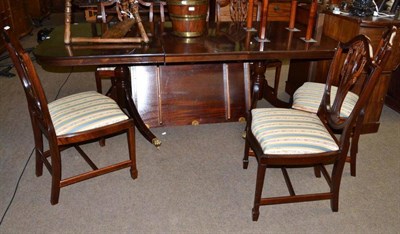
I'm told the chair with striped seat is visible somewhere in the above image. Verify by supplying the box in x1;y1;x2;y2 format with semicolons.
291;26;397;176
1;26;138;205
243;33;392;221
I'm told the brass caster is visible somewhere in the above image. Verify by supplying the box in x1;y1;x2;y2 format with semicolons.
152;138;162;149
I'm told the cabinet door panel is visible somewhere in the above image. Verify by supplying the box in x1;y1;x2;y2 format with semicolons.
0;0;12;53
9;0;32;38
131;63;249;127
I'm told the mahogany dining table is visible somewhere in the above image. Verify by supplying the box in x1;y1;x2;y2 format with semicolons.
33;20;338;147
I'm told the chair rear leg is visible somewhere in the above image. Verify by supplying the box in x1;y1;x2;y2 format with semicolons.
51;183;61;205
252;163;267;221
313;166;321;178
95;71;103;94
99;138;106;147
127;126;138;179
50;149;62;205
95;71;107;147
349;133;360;177
34;127;44;177
330;156;347;212
272;61;282;98
243;139;250;169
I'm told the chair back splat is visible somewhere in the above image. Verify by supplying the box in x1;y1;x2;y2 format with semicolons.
2;26;56;141
243;32;393;221
1;26;138;205
320;35;375;132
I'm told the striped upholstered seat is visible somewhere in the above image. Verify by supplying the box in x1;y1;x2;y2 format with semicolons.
251;108;339;155
48;91;128;136
292;82;359;118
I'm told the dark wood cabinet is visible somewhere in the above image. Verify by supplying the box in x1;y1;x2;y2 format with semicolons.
0;0;12;53
287;11;400;133
217;0;292;22
385;66;400;112
24;0;51;22
50;0;66;13
0;0;32;54
9;0;33;38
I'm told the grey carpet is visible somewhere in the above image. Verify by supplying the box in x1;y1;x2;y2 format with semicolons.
0;14;399;233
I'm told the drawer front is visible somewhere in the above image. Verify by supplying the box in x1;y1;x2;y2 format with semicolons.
267;2;291;21
218;1;291;22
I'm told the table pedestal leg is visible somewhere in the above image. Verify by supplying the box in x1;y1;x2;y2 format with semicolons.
251;61;290;108
114;66;161;148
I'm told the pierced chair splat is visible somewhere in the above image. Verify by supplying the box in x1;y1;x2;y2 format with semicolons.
243;33;392;221
1;26;140;205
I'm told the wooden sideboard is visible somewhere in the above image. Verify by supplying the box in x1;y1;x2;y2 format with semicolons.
218;0;292;22
9;0;33;38
0;0;33;53
50;0;66;12
287;11;400;134
385;66;400;112
24;0;52;23
0;0;55;55
0;0;12;53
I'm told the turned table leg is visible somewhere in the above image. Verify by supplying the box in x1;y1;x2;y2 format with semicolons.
251;61;290;108
114;66;161;148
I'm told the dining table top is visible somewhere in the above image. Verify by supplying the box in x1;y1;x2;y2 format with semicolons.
33;21;339;67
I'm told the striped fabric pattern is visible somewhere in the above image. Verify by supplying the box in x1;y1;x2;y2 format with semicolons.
292;82;359;117
251;108;339;155
48;91;129;136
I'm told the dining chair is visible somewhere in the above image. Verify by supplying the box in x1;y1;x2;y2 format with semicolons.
243;33;392;221
1;26;138;205
290;26;397;176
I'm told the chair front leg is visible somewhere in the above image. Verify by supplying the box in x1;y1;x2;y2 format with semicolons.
252;163;267;221
50;147;62;205
243;139;250;169
330;154;347;212
313;166;321;178
349;135;360;177
127;126;138;179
